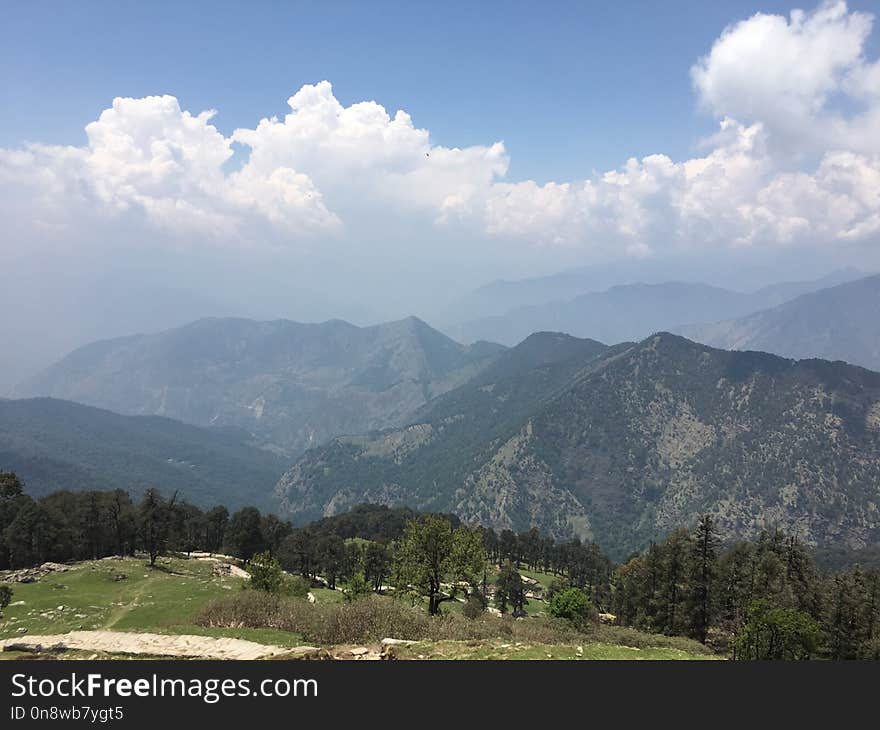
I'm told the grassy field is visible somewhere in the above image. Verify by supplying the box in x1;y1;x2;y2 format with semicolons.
310;587;345;604
1;558;717;660
517;568;558;591
0;556;305;649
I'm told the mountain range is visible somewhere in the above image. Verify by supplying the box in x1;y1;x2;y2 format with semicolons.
275;332;880;559
678;274;880;372
13;316;504;456
0;397;287;509
448;269;867;347
8;267;880;559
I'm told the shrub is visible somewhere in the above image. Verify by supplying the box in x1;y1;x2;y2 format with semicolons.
283;574;311;598
510;616;582;644
197;589;281;628
734;600;823;660
591;624;715;655
198;593;426;643
0;584;12;614
342;572;372;602
549;588;596;627
462;589;487;620
247;552;285;594
545;577;571;602
194;592;596;645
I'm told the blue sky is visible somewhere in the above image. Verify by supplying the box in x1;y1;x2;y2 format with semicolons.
5;0;874;182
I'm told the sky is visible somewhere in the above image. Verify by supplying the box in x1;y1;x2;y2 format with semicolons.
2;0;880;388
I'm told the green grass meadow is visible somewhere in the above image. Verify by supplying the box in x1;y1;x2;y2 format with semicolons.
0;556;305;650
1;558;716;660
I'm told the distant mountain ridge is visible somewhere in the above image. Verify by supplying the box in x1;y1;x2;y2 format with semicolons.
14;316;505;455
275;332;880;559
448;269;868;346
450;282;754;346
0;397;287;509
678;274;880;372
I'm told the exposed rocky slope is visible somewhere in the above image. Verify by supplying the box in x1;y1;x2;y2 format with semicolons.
275;333;880;559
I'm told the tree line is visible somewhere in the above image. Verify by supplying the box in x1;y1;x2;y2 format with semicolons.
1;472;876;658
613;515;879;659
0;472;279;570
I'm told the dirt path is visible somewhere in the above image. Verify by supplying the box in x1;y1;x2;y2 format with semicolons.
103;576;152;630
0;631;319;660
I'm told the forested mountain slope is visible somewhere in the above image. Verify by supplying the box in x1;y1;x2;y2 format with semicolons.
15;316;505;455
0;397;287;508
275;333;880;559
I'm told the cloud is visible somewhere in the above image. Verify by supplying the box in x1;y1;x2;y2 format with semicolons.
232;80;508;221
1;94;340;242
691;0;880;157
482;116;880;253
480;1;880;254
1;2;879;264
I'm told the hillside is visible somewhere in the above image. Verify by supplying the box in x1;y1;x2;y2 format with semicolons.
0;397;287;508
275;332;612;530
274;333;880;559
678;274;880;372
0;554;712;661
14;316;505;455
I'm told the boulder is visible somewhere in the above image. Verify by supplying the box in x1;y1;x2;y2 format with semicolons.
0;562;70;583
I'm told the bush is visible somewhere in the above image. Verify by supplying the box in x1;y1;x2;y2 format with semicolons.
194;592;597;645
549;588;596;627
734;600;823;660
0;584;13;614
462;588;487;620
591;624;715;655
197;589;281;628
342;572;372;602
248;551;285;594
545;578;571;602
198;593;430;643
284;575;311;598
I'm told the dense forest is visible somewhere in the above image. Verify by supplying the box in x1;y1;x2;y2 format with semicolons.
1;471;876;659
0;397;287;509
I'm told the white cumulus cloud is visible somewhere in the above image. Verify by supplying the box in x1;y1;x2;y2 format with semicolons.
1;2;879;264
691;0;880;157
1;94;340;242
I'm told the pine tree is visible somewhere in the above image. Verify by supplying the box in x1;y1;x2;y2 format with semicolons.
688;515;719;643
495;560;527;615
